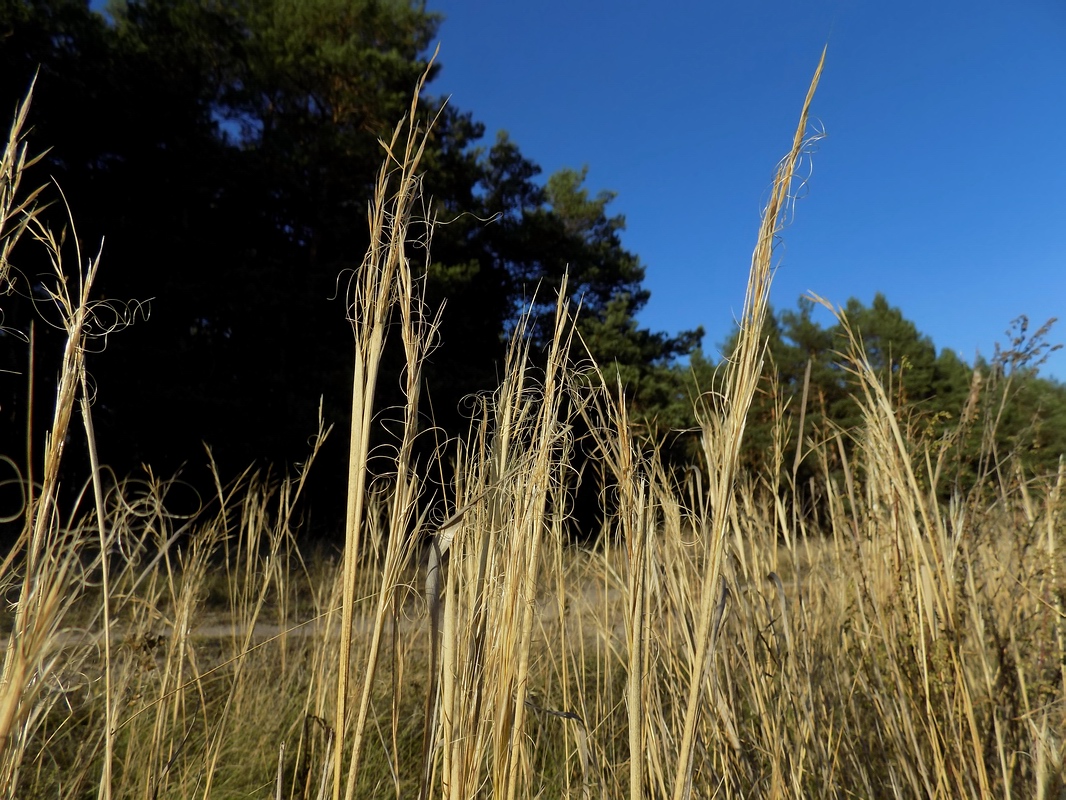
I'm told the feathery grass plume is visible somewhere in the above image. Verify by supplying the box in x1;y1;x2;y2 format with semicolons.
669;47;826;800
500;287;576;800
332;49;443;800
0;77;47;296
0;201;107;793
418;290;576;800
572;365;654;800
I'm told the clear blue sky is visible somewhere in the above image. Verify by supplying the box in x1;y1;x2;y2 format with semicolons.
426;0;1066;380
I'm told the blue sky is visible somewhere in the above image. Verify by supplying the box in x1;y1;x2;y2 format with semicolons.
426;1;1066;380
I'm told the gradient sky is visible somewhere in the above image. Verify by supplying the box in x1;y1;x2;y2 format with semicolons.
425;0;1066;380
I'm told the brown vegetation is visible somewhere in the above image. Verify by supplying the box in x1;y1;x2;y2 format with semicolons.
2;53;1064;799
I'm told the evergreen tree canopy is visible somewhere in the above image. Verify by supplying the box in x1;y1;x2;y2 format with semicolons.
697;294;1065;494
0;0;701;519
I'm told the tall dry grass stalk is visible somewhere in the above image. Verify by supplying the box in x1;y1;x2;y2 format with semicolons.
0;120;108;791
332;51;443;800
422;291;577;800
667;47;825;799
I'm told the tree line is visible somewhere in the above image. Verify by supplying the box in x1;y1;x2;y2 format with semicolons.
1;0;1062;531
685;296;1066;509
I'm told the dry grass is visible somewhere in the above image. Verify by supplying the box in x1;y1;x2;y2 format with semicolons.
2;54;1064;800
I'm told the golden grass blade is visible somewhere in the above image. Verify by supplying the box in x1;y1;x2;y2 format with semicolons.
670;47;826;800
335;50;444;800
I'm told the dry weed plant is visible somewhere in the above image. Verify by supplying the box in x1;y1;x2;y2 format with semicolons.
1;52;1063;800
